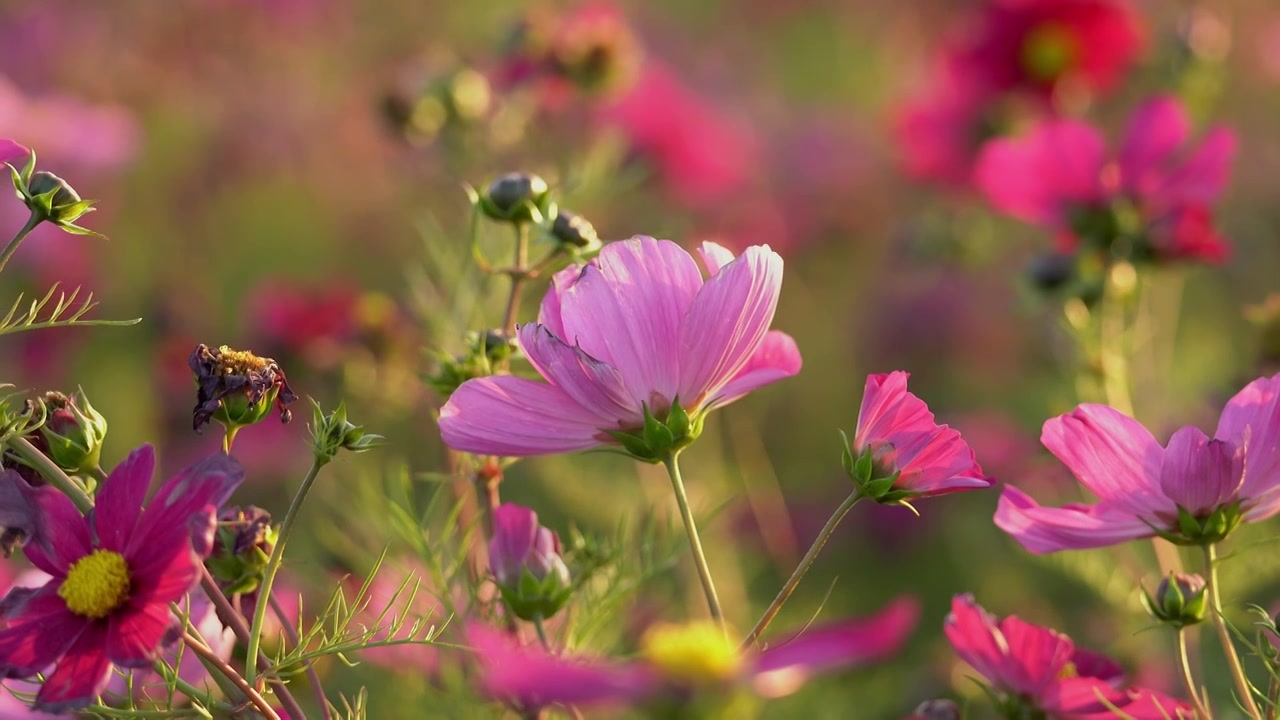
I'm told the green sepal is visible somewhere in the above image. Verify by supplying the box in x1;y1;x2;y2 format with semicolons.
604;429;660;463
838;430;857;478
19;150;35;186
497;567;573;622
666;396;691;440
642;403;674;456
1176;506;1200;539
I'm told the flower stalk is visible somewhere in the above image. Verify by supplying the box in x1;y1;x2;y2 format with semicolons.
1176;627;1212;719
9;435;93;513
1204;543;1261;718
661;451;724;628
0;213;42;275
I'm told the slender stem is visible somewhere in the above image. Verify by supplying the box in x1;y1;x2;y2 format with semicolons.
10;436;92;512
0;213;42;274
741;490;861;650
1204;544;1262;718
182;630;279;720
198;569;306;720
532;615;551;652
499;222;530;333
245;457;327;685
1177;627;1212;719
661;452;724;627
222;426;239;454
271;593;332;720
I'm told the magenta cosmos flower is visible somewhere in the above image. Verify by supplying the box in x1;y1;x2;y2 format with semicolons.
850;372;993;501
439;236;801;457
975;95;1236;263
470;597;917;712
946;595;1188;719
0;445;242;712
994;374;1280;553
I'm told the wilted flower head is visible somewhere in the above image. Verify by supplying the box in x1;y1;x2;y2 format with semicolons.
189;343;297;433
995;373;1280;552
489;503;571;622
470;597;918;711
438;236;801;460
846;372;993;504
207;505;275;595
975;95;1235;265
945;595;1189;719
0;446;243;712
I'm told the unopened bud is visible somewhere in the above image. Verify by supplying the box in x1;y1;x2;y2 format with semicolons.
490;503;572;621
208;506;276;595
36;390;107;475
477;172;555;225
1143;573;1207;628
550;210;600;252
308;401;385;465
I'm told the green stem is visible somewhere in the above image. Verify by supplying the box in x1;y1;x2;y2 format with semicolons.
1204;543;1262;718
181;630;279;720
500;222;530;333
532;615;551;652
10;436;92;513
222;425;239;454
0;213;42;274
661;452;724;627
245;456;327;685
1177;627;1212;719
741;490;861;650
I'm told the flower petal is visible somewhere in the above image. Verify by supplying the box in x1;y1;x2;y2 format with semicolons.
1216;373;1280;504
751;596;917;698
696;241;737;276
10;479;90;578
91;445;154;553
1040;404;1168;516
708;330;802;409
0;139;28;166
943;595;1074;699
489;504;538;587
125;532;202;607
974;121;1107;226
1118;96;1190;197
439;376;612;456
854;372;934;448
891;428;994;497
559;236;705;405
1159;426;1242;515
126;453;243;562
33;622;112;714
0;583;88;679
517;323;642;426
994;486;1155;554
677;245;784;404
107;601;178;668
1159;127;1236;207
537;263;582;341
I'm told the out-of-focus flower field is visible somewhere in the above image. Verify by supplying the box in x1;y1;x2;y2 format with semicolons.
4;0;1280;717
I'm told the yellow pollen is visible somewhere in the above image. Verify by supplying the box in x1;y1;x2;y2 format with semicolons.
1057;661;1078;681
215;346;272;375
58;549;131;619
640;621;742;683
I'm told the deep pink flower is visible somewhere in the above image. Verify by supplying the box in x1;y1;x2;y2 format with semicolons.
490;504;569;589
439;236;801;457
975;95;1236;263
995;374;1280;553
852;372;993;500
946;595;1188;719
0;446;243;712
470;596;917;710
892;59;998;186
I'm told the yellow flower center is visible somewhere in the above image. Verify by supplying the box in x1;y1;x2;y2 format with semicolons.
58;549;131;619
1058;661;1078;680
640;621;742;683
215;346;272;375
1020;23;1079;83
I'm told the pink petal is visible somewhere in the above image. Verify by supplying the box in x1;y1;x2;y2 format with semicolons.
1040;404;1169;516
489;504;539;587
537;264;580;340
751;596;917;698
107;601;177;668
944;595;1073;698
696;241;737;277
91;445;154;553
1158;127;1236;207
709;330;803;409
1158;426;1242;515
439;375;613;456
125;453;244;562
1118;96;1190;197
17;482;90;578
994;486;1155;554
996;614;1078;699
0;584;87;678
559;236;705;405
677;245;784;404
517;323;642;426
33;622;112;714
973;121;1107;226
0;139;27;166
1216;373;1280;503
468;623;653;708
125;535;202;607
1042;678;1190;719
891;429;994;497
1070;648;1126;686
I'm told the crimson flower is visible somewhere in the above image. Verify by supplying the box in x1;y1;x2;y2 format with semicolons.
0;445;243;712
947;595;1188;719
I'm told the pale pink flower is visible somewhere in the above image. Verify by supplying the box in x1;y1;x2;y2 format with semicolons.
996;374;1280;552
439;236;801;456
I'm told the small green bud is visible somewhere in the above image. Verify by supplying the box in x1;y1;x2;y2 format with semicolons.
22;170;99;235
1142;573;1207;628
36;390;107;475
207;506;276;595
308;400;385;464
550;210;600;252
476;172;556;225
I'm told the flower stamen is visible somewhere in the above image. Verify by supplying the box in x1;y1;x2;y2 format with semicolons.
58;549;131;619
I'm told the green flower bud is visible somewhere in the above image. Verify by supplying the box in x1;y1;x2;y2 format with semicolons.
308;400;385;465
35;390;107;475
1142;573;1207;628
19;169;99;235
207;506;277;595
550;210;600;252
476;172;556;225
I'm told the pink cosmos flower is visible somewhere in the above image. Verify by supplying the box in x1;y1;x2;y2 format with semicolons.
851;372;993;500
995;374;1280;553
470;596;917;711
0;446;243;712
438;236;801;457
975;95;1236;263
490;504;569;590
946;595;1189;719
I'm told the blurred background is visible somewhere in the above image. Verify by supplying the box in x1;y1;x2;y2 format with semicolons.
3;0;1280;716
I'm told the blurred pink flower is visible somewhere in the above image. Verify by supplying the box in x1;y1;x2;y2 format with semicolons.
0;446;242;712
852;372;993;499
490;504;569;590
470;596;918;710
945;595;1188;719
975;95;1235;263
350;561;443;675
598;63;758;206
244;281;359;363
439;237;801;456
995;374;1280;553
893;60;997;186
